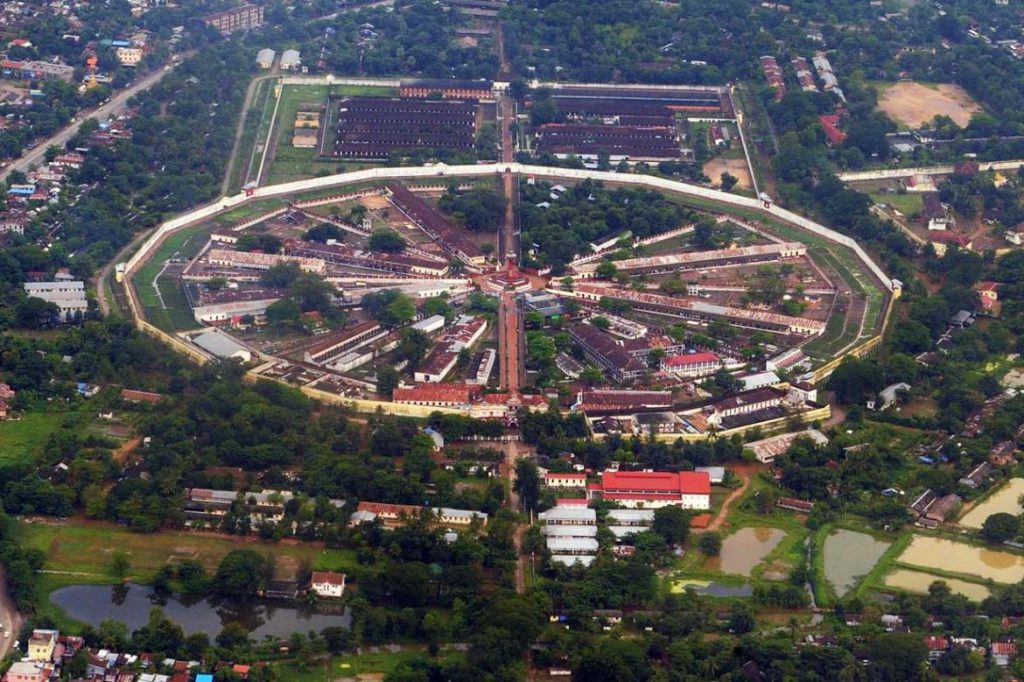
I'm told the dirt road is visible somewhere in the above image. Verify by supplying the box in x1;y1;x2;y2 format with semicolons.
707;464;756;531
0;565;24;660
0;55;191;184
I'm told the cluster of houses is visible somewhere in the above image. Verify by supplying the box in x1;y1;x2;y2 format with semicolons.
1;627;279;682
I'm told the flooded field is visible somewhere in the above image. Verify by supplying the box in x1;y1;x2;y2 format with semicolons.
823;529;891;596
884;569;990;601
706;527;785;576
960;478;1024;529
898;535;1024;583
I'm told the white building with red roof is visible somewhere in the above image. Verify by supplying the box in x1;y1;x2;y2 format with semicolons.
309;571;346;598
587;470;710;509
544;472;587;488
660;351;722;378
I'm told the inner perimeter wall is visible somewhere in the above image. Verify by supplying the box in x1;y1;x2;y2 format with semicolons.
121;163;897;407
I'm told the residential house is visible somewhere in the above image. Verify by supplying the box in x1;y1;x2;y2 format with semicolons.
309;571;346;598
27;629;58;662
924;636;949;662
2;661;53;682
922;192;954;231
992;641;1017;667
544;472;587;488
868;382;910;411
959;462;993;489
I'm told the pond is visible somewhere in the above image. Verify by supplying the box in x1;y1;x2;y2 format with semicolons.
670;579;753;598
822;529;891;597
959;478;1024;529
706;527;785;577
897;535;1024;584
884;569;990;601
50;584;350;638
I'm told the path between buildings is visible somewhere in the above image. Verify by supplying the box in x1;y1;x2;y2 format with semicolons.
707;464;755;531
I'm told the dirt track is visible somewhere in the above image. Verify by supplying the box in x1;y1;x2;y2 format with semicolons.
0;565;24;659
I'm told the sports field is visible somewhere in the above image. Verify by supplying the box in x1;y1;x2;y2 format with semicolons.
875;81;982;128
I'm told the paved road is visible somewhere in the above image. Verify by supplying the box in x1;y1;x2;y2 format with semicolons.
221;72;279;196
0;564;24;660
0;56;190;184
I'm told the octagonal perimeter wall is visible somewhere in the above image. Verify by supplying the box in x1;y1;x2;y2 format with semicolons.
122;163;897;405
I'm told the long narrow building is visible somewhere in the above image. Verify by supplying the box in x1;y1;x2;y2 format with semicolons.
386;183;485;265
561;284;826;336
571;242;807;277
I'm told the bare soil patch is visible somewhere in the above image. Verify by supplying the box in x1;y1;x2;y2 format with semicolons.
703;157;752;190
876;82;982;128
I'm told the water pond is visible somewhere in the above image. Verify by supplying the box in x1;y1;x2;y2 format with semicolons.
897;535;1024;584
50;584;350;638
960;478;1024;529
884;569;990;601
706;527;785;577
822;529;891;597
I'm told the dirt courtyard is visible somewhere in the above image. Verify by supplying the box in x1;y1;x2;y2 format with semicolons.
703;157;752;190
876;82;982;128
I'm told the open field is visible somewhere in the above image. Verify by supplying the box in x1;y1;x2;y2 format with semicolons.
265;83;398;184
19;520;358;580
271;648;428;681
874;81;982;128
869;192;923;216
0;411;67;464
703;157;752;190
133;223;213;332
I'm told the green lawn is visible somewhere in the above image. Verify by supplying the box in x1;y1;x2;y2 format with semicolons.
19;521;359;580
271;649;427;680
0;411;67;464
133;224;211;332
870;192;923;216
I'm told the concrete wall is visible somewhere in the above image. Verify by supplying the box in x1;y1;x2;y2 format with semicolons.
838;159;1024;183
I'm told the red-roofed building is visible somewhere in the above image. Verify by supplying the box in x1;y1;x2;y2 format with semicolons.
690;513;712;529
544;472;587;488
120;388;164;404
393;383;480;407
925;636;949;661
992;641;1017;666
818;114;846;147
588;470;710;509
660;351;722;378
929;231;972;256
975;281;1000;313
309;571;346;598
556;498;590;507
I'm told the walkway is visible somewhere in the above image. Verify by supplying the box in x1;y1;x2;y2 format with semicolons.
707;464;755;531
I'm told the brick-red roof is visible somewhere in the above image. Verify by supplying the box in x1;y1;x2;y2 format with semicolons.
663;352;720;367
924;636;948;651
600;470;711;496
120;388;164;403
393;383;479;404
310;570;346;586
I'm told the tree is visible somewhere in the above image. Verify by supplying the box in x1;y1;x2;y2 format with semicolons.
693;218;716;248
720;172;738;191
513;458;541;512
213;550;272;596
260;262;302;288
866;633;928;682
396;329;432;368
981;513;1020;544
111;553;130;579
698;531;721;556
368;229;406;253
266;298;301;326
595;261;618;279
590;316;611;331
377;367;400;398
304;223;343;243
652;506;691;545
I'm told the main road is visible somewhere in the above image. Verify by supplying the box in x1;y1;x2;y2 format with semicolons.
0;54;192;184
